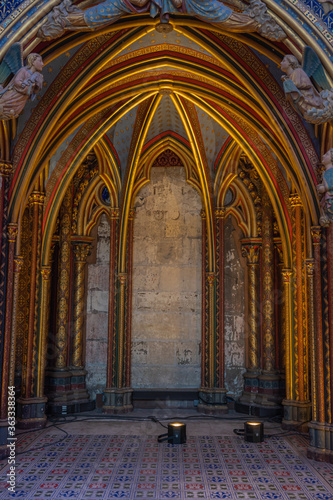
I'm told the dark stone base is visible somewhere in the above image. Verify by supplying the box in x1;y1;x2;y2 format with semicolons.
307;421;333;463
282;399;311;432
197;388;228;415
0;420;9;459
133;389;198;409
103;388;133;414
235;400;282;418
46;399;95;416
307;447;333;463
16;397;47;430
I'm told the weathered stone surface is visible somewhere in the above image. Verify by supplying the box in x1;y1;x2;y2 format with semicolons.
135;291;200;313
85;312;108;340
176;342;200;365
131;366;201;388
131;341;148;364
131;311;198;340
132;266;160;290
160;267;200;292
87;265;110;291
89;290;109;313
224;216;246;398
146;341;175;365
132;166;202;389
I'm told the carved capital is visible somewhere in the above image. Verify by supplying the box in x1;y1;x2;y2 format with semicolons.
29;191;45;206
281;269;292;283
215;207;226;219
305;259;315;276
119;273;127;286
129;208;136;220
110;208;120;219
14;256;23;273
206;273;216;285
0;161;13;177
41;266;52;280
311;226;321;245
289;193;302;208
241;241;261;265
73;242;92;262
7;223;18;243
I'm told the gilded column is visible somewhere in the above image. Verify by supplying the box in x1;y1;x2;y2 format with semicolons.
282;194;311;429
71;240;93;405
103;208;133;414
236;239;261;411
45;188;73;412
281;269;293;402
257;193;280;407
0;161;12;457
125;208;135;387
23;192;44;399
312;227;325;422
198;210;227;414
17;191;46;429
308;224;333;461
326;223;333;423
36;267;52;399
9;256;23;388
215;208;226;389
106;208;120;388
305;259;317;422
0;224;18;420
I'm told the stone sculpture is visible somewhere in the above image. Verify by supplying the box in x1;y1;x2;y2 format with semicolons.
281;47;333;124
317;149;333;226
0;44;44;121
37;0;286;42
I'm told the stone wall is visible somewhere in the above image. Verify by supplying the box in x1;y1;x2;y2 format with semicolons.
132;166;202;389
85;214;110;399
224;216;246;398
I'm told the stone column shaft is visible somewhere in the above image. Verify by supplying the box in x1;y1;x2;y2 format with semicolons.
72;242;91;369
312;227;325;422
261;194;276;372
215;208;225;389
125;209;135;387
106;209;119;388
242;241;261;371
37;267;52;398
0;224;18;419
282;270;292;401
305;258;317;422
25;192;44;399
9;256;23;388
54;188;72;370
327;224;333;423
201;209;207;388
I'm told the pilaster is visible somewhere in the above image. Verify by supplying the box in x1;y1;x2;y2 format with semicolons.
17;191;47;429
236;239;261;412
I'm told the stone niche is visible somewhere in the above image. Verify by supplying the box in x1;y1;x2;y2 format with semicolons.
132;166;202;389
85;214;110;399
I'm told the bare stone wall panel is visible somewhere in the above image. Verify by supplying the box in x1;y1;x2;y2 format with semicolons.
132;166;202;389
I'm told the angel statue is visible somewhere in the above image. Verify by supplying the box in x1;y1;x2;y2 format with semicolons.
281;47;333;124
316;149;333;226
0;44;44;121
38;0;285;42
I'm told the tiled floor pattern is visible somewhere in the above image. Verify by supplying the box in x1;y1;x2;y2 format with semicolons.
1;432;333;499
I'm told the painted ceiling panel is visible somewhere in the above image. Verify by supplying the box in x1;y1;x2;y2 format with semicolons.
115;28;214;58
194;104;230;172
106;104;140;173
144;95;188;145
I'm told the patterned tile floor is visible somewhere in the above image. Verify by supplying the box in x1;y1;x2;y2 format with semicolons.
1;424;333;500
